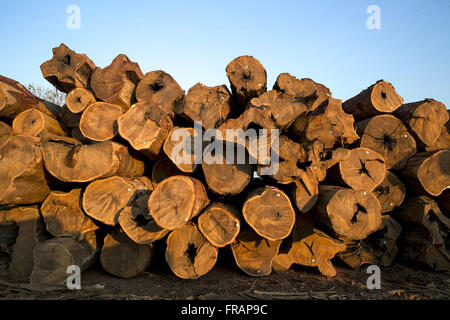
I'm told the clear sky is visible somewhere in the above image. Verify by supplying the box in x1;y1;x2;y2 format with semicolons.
1;0;449;107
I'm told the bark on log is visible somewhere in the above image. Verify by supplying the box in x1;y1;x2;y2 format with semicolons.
355;114;417;170
242;186;295;241
135;70;184;119
83;176;153;226
342;80;403;120
59;104;81;128
100;229;153;279
312;185;382;240
373;171;406;213
273;214;346;277
393;99;449;147
0;121;12;149
65;88;96;114
151;158;183;187
165;222;218;279
40;43;96;93
231;229;281;277
90;54;143;109
41;134;145;182
148;176;209;230
79;102;123;141
399;150;450;197
0;135;50;205
12;109;67;137
198;203;240;247
225;56;267;109
70;126;91;144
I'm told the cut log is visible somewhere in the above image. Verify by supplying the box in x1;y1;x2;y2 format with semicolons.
135;70;184;118
197;203;240;247
0;135;50;205
148;176;209;230
397;196;450;271
163;126;202;173
225;56;267;109
118;193;169;244
100;229;154;279
0;121;12;148
0;206;48;280
373;171;406;213
117;100;173;159
165;222;218;279
289;178;319;213
59;104;81;128
355;114;417;170
342;80;403;120
151;158;183;187
83;176;153;226
273;214;346;277
90;54;143;109
41;134;145;182
393;99;449;147
399;150;450;197
0;75;60;119
79;102;123;141
65;88;96;114
12;109;67;137
312;185;382;240
242;186;295;241
231;229;281;277
176;83;232;130
40;43;96;93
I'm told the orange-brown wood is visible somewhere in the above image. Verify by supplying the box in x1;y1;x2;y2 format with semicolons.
13;109;67;137
373;171;406;213
79;102;123;141
65;87;96;113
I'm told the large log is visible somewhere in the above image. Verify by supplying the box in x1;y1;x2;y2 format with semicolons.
355;114;417;170
373;171;406;213
399;150;450;197
12;109;67;137
40;43;96;93
163;126;202;173
289;179;319;214
90;54;143;109
393;99;449;147
225;56;267;109
83;176;153;226
135;70;184;118
426;110;450;152
79;102;123;141
0;135;50;205
41;134;145;183
148;176;209;230
231;229;281;277
342;80;403;120
312;185;382;240
100;229;154;279
242;186;295;241
65;88;96;114
165;222;218;279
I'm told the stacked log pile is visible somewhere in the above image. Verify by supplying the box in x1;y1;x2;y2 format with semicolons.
0;43;449;286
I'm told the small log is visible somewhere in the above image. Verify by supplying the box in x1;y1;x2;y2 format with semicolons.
393;99;449;147
426;111;450;152
40;43;96;93
225;56;267;109
41;134;145;182
79;102;123;141
149;176;209;230
0;121;12;148
0;135;50;205
118;193;169;244
83;176;153;226
312;185;382;240
163;126;201;173
197;203;240;247
59;104;81;128
289;178;319;213
273;214;346;277
342;80;403;120
0;75;60;119
135;70;184;118
100;229;154;279
12;109;67;137
231;229;281;277
65;88;96;114
355;114;417;170
165;222;218;279
242;186;295;241
117;100;173;159
91;54;143;109
397;196;450;271
373;171;406;213
151;158;183;187
176;83;232;130
399;150;450;197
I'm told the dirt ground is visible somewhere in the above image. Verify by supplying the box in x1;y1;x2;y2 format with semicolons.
1;254;449;300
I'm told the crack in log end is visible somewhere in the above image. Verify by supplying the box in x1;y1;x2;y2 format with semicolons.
320;150;333;161
295;92;318;108
242;72;252;80
381;91;387;100
61;54;71;66
358;159;373;179
76;97;81;103
64;145;81;168
296;160;312;171
375;185;390;195
132;214;149;228
247;122;264;136
149;82;163;92
185;243;197;264
382;134;397;151
351;203;367;224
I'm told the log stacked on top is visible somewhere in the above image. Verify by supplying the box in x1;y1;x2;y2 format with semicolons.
0;43;449;285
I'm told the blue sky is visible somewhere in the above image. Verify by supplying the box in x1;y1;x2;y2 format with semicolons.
1;0;449;107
